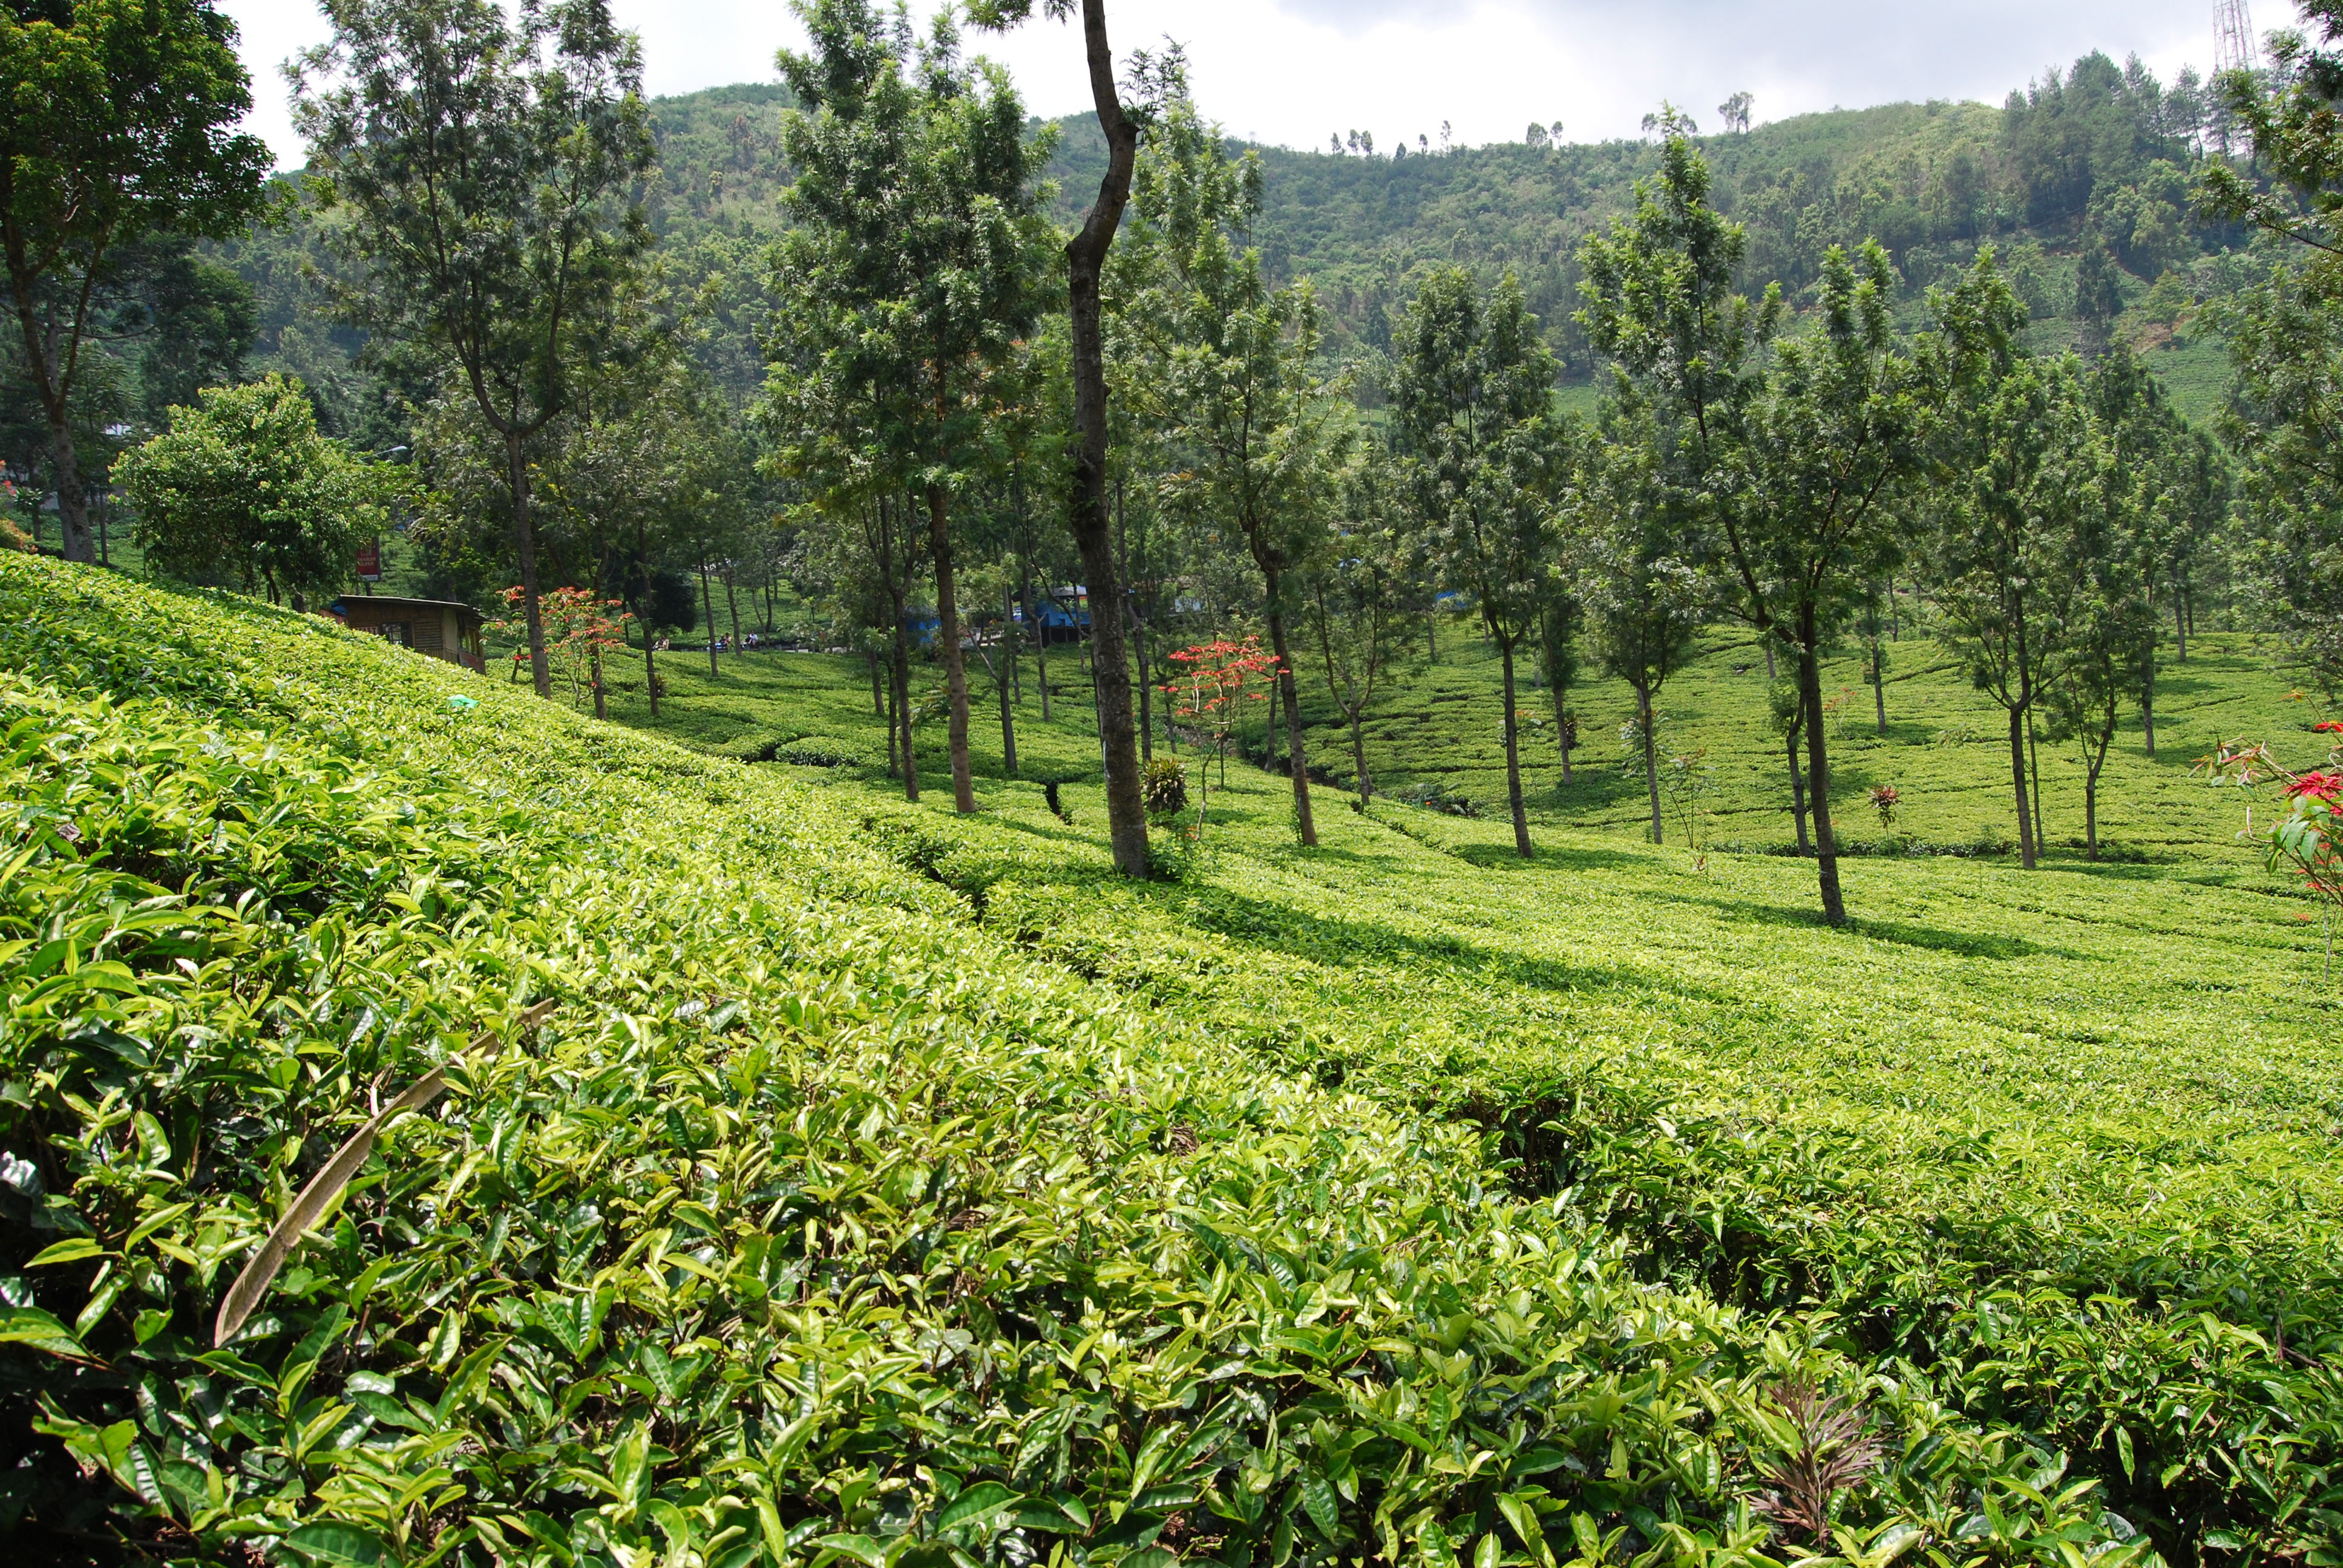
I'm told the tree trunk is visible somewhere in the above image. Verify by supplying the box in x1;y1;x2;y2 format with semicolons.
13;309;95;563
2008;705;2036;869
1063;0;1149;876
644;635;660;720
868;651;885;717
1427;607;1438;662
2142;654;2157;759
1788;730;1810;855
1638;681;1663;845
699;564;719;678
507;430;551;696
1008;584;1022;710
724;566;743;655
2028;717;2045;862
1872;645;1887;736
1263;587;1317;846
2175;595;2187;663
1888;578;1899;640
1350;708;1371;805
997;636;1018;777
926;483;977;813
1550;678;1573;783
892;603;919;803
1036;618;1052;721
1135;616;1153;763
885;655;900;777
591;646;607;721
1501;636;1532;859
2086;733;2109;860
1797;616;1846;924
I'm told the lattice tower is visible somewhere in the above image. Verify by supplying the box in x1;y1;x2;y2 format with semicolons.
2215;0;2261;76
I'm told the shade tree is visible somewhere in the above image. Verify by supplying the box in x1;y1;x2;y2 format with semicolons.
1391;266;1559;860
765;0;1057;814
1723;241;1923;923
1305;442;1414;806
1112;91;1346;845
0;0;268;564
292;0;655;699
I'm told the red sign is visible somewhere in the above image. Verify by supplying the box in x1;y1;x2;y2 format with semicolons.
356;540;381;581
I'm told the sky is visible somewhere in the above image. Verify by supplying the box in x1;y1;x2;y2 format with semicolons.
221;0;2235;168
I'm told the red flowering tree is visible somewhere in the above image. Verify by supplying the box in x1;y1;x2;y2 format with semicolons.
2204;722;2343;975
491;586;634;716
1163;637;1279;839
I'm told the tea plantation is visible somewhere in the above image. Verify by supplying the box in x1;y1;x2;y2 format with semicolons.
5;555;2341;1567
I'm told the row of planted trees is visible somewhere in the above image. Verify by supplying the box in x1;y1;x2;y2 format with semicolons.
759;13;2230;924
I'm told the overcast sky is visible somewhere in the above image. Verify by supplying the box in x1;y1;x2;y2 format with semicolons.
221;0;2238;168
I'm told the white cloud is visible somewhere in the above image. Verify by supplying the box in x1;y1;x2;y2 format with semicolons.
218;0;2235;169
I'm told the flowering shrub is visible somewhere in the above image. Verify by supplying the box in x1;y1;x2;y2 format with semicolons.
1162;637;1279;838
489;586;633;710
1870;783;1901;830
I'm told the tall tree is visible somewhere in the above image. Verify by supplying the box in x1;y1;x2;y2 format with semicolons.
1569;402;1706;843
1114;93;1345;844
2043;441;2155;860
0;0;268;563
1925;254;2091;870
1727;243;1922;924
969;0;1159;874
1392;266;1559;860
1307;443;1411;806
293;0;655;698
767;0;1055;814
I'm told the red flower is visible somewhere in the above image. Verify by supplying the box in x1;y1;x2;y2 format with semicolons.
2316;720;2343;734
2287;771;2343;802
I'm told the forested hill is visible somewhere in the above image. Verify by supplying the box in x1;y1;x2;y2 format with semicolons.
634;48;2239;412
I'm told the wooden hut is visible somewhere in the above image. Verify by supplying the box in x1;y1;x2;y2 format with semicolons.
327;595;487;673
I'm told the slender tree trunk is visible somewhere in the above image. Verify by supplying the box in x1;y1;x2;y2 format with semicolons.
1550;677;1573;783
885;655;900;777
892;602;918;803
1427;607;1438;662
1263;584;1317;846
724;566;743;655
868;650;885;717
2175;595;2187;662
1008;584;1022;710
700;564;719;678
1797;613;1846;924
1788;730;1810;855
1501;636;1532;859
1350;708;1371;805
11;301;96;563
1036;617;1052;721
507;431;551;697
2086;733;2109;860
2027;717;2045;861
997;637;1018;776
591;646;607;721
2142;654;2158;758
1638;681;1663;845
926;484;977;813
644;636;660;720
1888;578;1899;640
1872;645;1887;736
1135;616;1153;763
2008;705;2036;870
1061;0;1148;875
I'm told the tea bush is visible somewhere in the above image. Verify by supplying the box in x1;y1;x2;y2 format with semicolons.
2;558;2194;1564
